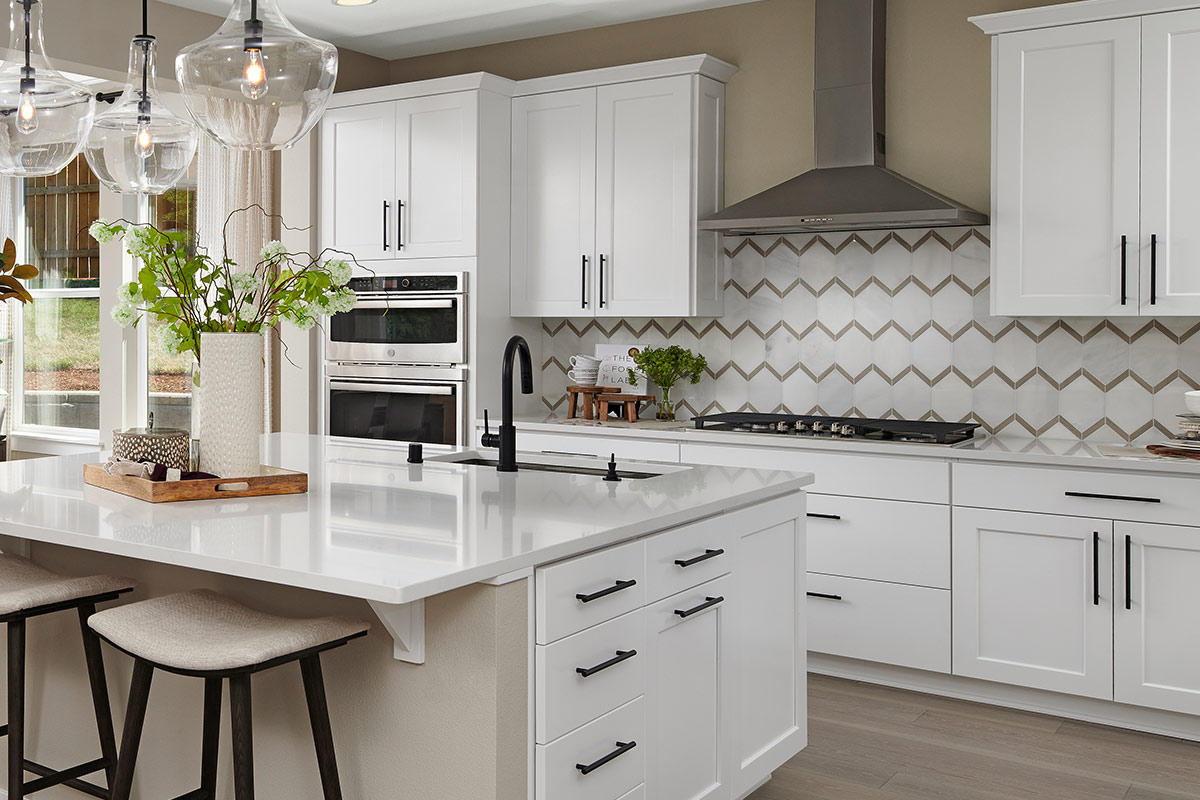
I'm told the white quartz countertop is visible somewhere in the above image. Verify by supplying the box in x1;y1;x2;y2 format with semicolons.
508;416;1200;476
0;434;810;605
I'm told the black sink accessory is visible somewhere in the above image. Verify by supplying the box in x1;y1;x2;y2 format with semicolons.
604;453;622;482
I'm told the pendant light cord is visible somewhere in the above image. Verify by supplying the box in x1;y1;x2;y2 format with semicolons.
138;0;150;120
20;0;33;91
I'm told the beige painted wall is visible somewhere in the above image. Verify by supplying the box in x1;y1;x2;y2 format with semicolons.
387;0;1076;213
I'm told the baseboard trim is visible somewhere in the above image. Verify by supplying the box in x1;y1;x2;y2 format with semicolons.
809;654;1200;742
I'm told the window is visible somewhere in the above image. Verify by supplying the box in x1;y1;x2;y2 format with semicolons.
16;154;101;432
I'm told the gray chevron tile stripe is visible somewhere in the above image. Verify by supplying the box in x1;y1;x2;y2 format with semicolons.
541;227;1200;444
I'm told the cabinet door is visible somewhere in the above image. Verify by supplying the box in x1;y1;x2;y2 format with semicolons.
510;88;597;317
992;19;1141;316
395;92;477;258
1115;522;1200;714
318;102;397;261
731;508;806;796
644;576;732;800
595;76;694;318
952;508;1114;699
1141;10;1200;315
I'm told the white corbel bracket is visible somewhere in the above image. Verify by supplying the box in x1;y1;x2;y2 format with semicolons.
367;599;426;664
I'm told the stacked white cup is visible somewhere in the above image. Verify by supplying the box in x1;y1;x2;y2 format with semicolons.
567;354;602;386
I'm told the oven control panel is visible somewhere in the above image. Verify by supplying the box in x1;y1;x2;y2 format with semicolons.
348;274;461;293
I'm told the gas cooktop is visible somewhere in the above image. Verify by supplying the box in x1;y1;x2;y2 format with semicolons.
692;413;981;446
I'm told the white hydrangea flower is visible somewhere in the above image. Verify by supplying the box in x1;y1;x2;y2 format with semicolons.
236;301;259;323
325;258;351;286
331;287;356;314
312;295;333;315
156;324;183;354
260;240;287;262
88;219;119;244
229;271;259;295
124;226;152;259
119;281;142;304
110;302;137;328
285;305;318;330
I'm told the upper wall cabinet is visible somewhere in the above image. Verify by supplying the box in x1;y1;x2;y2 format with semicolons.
510;56;736;318
975;2;1200;317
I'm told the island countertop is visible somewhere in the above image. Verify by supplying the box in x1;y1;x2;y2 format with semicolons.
0;433;811;605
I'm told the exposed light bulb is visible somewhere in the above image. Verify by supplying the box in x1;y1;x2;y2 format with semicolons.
135;119;153;159
241;49;267;99
16;91;36;134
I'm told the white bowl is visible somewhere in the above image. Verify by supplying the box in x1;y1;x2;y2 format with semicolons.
1186;391;1200;414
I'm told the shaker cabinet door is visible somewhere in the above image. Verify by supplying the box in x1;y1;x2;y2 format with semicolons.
319;102;397;262
991;19;1142;316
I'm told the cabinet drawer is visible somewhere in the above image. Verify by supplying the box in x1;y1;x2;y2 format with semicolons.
807;574;950;673
508;430;681;464
616;787;644;800
536;697;645;800
679;443;949;503
537;609;646;744
954;463;1196;526
537;540;646;645
644;514;732;603
807;496;950;588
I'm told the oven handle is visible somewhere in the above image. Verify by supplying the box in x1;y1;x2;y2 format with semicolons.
329;381;455;396
350;299;456;310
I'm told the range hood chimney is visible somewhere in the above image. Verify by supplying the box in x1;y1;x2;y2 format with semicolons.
701;0;987;235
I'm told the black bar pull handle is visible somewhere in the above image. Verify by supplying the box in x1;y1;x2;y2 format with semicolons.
1120;235;1127;305
807;513;843;521
397;200;406;250
675;595;724;619
599;254;607;308
581;255;589;309
1150;233;1158;305
576;649;637;678
382;201;390;250
675;548;724;568
576;579;636;604
576;741;636;775
1092;531;1100;606
807;591;843;601
1125;534;1133;611
1065;491;1161;505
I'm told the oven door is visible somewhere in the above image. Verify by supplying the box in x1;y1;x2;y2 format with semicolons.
326;377;464;446
326;297;466;365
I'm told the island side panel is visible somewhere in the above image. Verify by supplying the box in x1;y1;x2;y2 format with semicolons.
11;543;529;800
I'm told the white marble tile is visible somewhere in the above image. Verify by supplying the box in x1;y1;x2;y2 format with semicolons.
872;326;913;380
993;330;1037;384
1014;372;1060;432
833;325;874;378
1081;324;1131;387
1103;376;1154;440
815;285;854;334
853;282;893;337
891;281;933;337
817;371;855;416
892;371;933;421
930;280;974;337
1128;325;1181;390
1036;325;1083;386
852;370;892;418
952;326;995;384
911;326;953;380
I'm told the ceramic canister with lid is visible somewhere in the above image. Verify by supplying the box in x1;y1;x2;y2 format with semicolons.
111;413;191;471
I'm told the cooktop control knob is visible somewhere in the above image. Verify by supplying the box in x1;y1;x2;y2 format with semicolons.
776;422;789;433
812;421;825;433
840;425;856;437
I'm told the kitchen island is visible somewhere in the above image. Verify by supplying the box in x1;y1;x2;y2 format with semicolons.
0;433;810;800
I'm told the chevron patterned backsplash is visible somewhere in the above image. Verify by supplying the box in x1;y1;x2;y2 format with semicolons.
540;227;1200;444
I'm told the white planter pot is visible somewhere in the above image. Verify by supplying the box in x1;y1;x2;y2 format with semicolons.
195;332;262;477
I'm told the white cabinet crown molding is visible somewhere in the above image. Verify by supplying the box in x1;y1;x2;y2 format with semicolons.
513;54;738;96
328;72;517;109
972;0;1200;35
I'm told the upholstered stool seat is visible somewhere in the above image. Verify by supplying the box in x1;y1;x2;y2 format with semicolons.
0;553;134;800
89;589;368;673
91;589;369;800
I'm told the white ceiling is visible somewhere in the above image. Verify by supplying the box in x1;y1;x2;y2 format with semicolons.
158;0;759;60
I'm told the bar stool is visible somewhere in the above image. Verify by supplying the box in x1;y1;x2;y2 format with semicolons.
0;553;134;799
88;589;369;800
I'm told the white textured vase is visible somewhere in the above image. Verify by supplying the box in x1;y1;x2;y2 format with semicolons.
195;333;262;477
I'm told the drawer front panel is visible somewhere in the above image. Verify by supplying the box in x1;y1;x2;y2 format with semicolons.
954;462;1195;525
679;442;949;503
537;609;646;744
536;697;645;800
505;430;681;464
807;496;950;588
807;573;951;674
537;540;646;645
644;514;733;604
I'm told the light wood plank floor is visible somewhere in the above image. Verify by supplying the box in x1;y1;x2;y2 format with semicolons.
750;674;1200;800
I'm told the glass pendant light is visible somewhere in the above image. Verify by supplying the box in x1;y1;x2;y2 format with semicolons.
0;0;95;177
176;0;338;151
84;0;199;195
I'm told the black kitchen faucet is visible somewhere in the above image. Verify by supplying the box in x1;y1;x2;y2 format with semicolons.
481;335;533;472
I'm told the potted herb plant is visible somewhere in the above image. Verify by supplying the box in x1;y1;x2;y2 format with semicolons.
631;345;708;421
90;206;357;477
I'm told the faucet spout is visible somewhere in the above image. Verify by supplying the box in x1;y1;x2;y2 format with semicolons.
498;335;533;472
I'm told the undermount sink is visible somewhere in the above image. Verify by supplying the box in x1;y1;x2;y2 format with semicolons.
431;451;677;480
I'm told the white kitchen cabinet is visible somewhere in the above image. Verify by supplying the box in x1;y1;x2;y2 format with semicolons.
989;18;1142;316
1115;521;1200;715
952;507;1114;699
318;103;397;262
510;56;734;318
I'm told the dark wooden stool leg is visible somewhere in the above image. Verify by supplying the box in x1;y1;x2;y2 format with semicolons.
300;655;343;800
229;672;255;800
110;659;153;800
77;604;118;789
8;617;25;800
199;677;222;797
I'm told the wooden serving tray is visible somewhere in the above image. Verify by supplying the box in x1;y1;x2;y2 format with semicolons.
83;463;308;503
1147;445;1200;461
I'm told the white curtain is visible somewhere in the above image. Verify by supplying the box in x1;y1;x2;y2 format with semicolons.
0;176;20;436
196;131;278;434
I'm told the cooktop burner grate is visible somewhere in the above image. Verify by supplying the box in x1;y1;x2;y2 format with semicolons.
691;413;981;445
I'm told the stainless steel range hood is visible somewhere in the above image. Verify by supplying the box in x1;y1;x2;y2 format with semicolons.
700;0;987;235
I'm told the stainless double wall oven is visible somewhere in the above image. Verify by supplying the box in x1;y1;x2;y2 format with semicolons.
324;272;467;446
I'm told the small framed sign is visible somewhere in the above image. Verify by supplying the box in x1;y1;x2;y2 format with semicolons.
594;344;646;394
